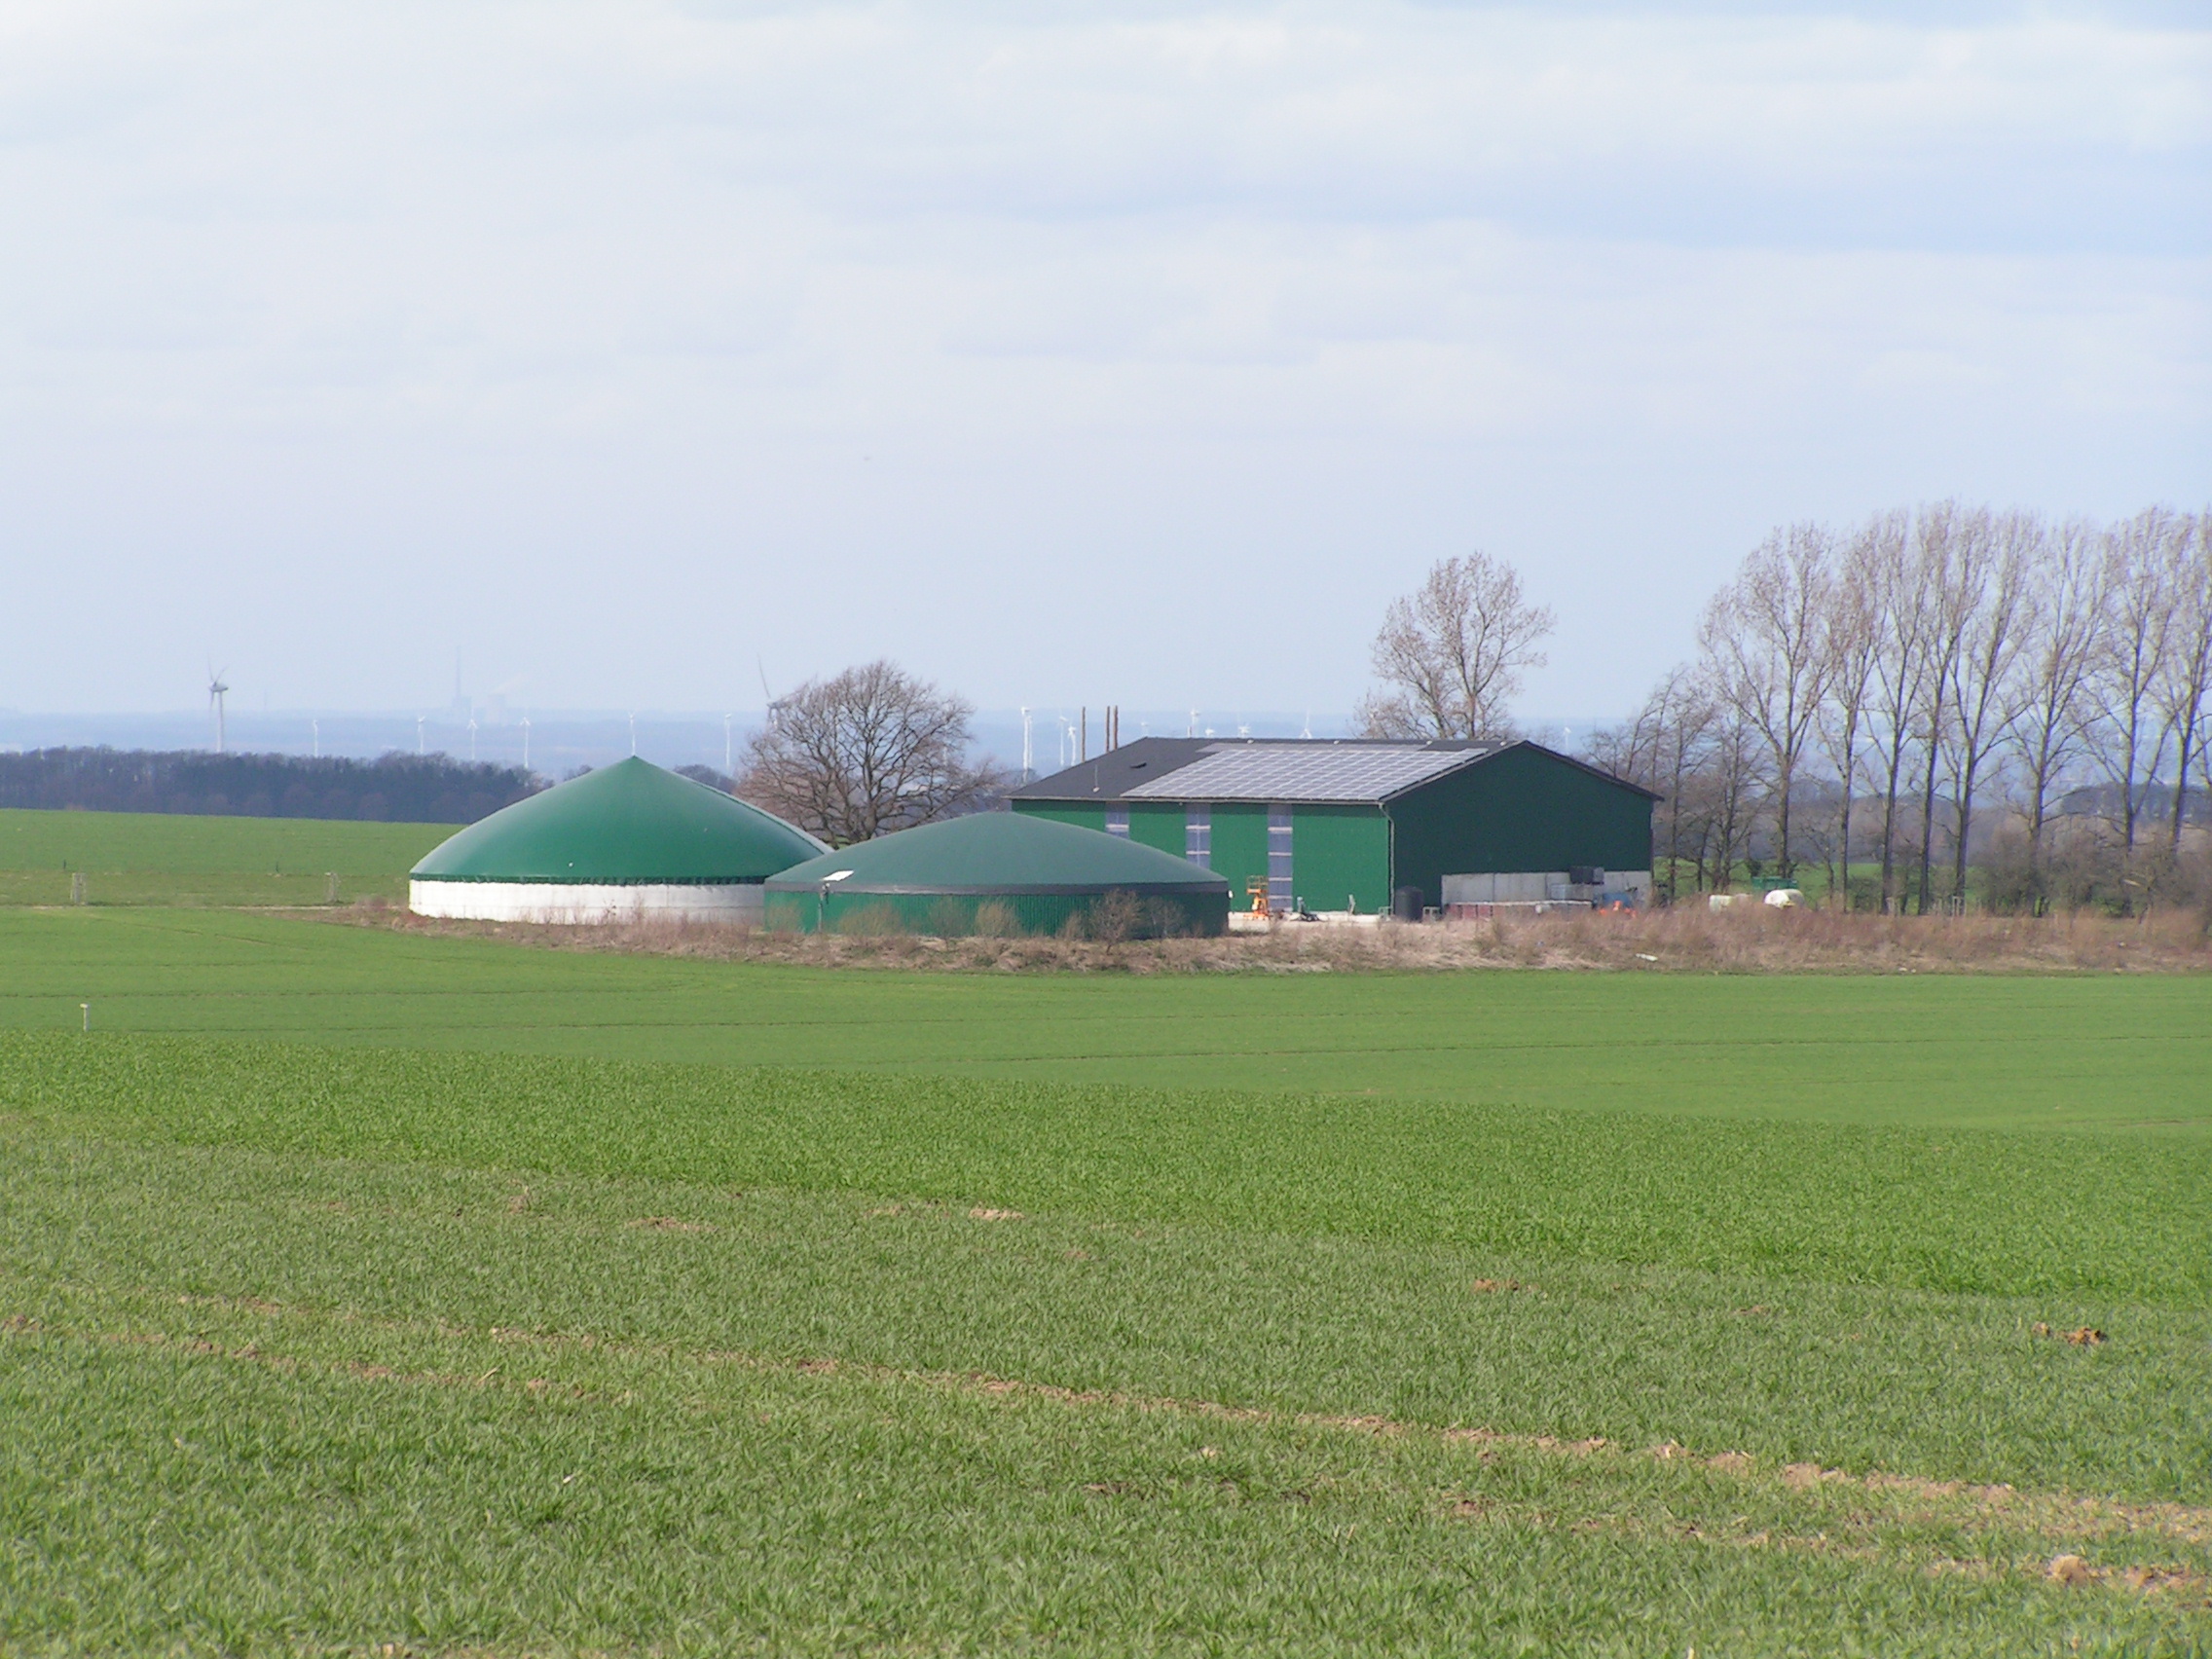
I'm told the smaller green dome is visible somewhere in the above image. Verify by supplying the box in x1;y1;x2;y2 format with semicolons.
412;756;824;884
766;811;1228;896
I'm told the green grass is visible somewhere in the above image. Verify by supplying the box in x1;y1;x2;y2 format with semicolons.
6;1034;2207;1308
2;897;2208;1649
0;806;452;907
3;1124;2206;1655
4;907;2210;1131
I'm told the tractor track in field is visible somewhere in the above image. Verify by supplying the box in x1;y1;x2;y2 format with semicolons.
5;1282;2210;1597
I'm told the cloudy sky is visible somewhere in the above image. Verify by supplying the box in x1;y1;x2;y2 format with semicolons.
1;0;2204;723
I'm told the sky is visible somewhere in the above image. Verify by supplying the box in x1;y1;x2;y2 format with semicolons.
1;0;2205;725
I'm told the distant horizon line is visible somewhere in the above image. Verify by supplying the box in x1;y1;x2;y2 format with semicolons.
0;706;1618;724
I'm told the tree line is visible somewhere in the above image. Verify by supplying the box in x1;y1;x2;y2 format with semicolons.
0;749;538;826
1587;503;2212;911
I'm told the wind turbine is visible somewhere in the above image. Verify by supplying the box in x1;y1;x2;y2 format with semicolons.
521;715;532;771
205;665;230;754
757;657;790;733
1019;707;1032;782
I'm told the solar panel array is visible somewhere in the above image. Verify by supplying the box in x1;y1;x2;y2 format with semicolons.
1121;743;1493;802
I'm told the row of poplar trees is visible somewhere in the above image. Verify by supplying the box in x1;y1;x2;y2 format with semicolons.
1591;503;2212;912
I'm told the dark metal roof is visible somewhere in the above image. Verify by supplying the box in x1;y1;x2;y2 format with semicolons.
1002;738;1218;802
1009;736;1658;805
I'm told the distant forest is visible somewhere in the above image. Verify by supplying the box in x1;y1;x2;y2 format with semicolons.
0;749;538;825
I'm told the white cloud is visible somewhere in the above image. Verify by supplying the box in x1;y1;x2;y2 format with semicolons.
0;1;2202;715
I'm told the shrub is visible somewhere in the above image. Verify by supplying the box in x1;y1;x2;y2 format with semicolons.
925;897;974;938
1088;890;1145;944
971;900;1021;939
834;903;906;938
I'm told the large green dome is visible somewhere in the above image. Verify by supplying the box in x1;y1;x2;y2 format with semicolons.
412;756;824;885
764;811;1229;936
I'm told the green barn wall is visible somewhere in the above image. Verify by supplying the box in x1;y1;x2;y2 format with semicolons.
1127;802;1186;859
1290;805;1391;912
1013;744;1651;915
1387;748;1653;908
1015;803;1104;833
1208;802;1271;912
1011;800;1190;862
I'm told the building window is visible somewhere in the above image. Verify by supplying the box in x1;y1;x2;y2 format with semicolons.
1104;807;1129;838
1268;805;1293;913
1185;804;1211;866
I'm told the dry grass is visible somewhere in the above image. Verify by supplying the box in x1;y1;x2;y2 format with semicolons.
333;899;2212;975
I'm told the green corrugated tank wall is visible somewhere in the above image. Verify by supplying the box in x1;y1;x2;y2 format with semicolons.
763;812;1230;937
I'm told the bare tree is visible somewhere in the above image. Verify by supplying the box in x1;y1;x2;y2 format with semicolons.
1909;503;1980;913
1683;677;1770;893
1944;507;2036;901
1818;512;1900;908
2005;516;2106;883
2155;510;2212;852
1866;519;1936;913
1644;496;2200;916
1588;663;1714;903
1579;703;1660;789
1699;524;1833;878
737;659;1007;847
1357;553;1555;740
2086;506;2180;854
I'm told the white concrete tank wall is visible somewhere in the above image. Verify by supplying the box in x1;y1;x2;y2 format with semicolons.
1442;870;1654;905
409;880;765;925
1441;871;1561;904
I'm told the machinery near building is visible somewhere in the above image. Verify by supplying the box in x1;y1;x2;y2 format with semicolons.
409;756;825;924
763;810;1231;937
1008;737;1655;920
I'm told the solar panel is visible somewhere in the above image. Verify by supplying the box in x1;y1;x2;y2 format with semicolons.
1122;744;1492;802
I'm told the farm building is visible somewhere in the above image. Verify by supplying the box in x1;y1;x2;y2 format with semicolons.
763;810;1232;937
409;756;825;923
1008;738;1656;918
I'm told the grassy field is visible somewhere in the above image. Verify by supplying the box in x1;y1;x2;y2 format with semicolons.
0;806;451;907
4;907;2211;1129
5;1035;2210;1652
1;897;2208;1648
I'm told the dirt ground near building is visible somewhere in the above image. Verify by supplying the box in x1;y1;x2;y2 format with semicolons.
354;901;2212;976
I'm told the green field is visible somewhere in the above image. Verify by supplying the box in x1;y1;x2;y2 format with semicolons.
2;893;2209;1650
0;806;451;907
6;907;2211;1130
